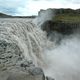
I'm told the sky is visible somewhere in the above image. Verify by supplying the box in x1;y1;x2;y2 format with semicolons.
0;0;80;16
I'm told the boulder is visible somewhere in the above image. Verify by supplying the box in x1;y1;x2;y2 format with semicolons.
46;76;55;80
7;67;45;80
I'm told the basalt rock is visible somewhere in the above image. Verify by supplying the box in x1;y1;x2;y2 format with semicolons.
41;20;80;35
46;76;55;80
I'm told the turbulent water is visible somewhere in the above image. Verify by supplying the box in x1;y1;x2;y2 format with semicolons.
0;18;46;66
0;18;80;80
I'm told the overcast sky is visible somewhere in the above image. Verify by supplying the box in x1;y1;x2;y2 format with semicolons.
0;0;80;16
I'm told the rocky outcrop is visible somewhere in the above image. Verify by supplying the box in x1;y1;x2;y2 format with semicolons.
33;8;80;36
41;20;80;35
7;71;44;80
7;66;45;80
46;76;55;80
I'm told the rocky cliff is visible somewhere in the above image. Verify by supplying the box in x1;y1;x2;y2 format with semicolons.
34;8;80;35
41;20;80;35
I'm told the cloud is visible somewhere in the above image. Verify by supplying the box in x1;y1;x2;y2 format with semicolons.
17;0;65;16
0;7;17;15
71;0;80;4
0;0;26;8
0;0;27;15
18;0;80;16
0;0;80;16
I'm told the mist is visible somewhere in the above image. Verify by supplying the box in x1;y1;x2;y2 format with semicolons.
42;32;80;80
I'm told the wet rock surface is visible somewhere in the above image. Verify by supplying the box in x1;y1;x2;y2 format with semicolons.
0;59;46;80
46;76;55;80
7;66;45;80
41;20;80;35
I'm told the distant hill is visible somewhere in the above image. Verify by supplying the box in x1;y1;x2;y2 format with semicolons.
14;16;36;18
53;8;80;15
0;13;13;18
53;8;80;23
0;12;36;18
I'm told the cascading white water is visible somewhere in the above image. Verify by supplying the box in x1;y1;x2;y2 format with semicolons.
0;18;46;66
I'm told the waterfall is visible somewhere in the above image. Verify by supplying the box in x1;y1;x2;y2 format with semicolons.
0;18;46;67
